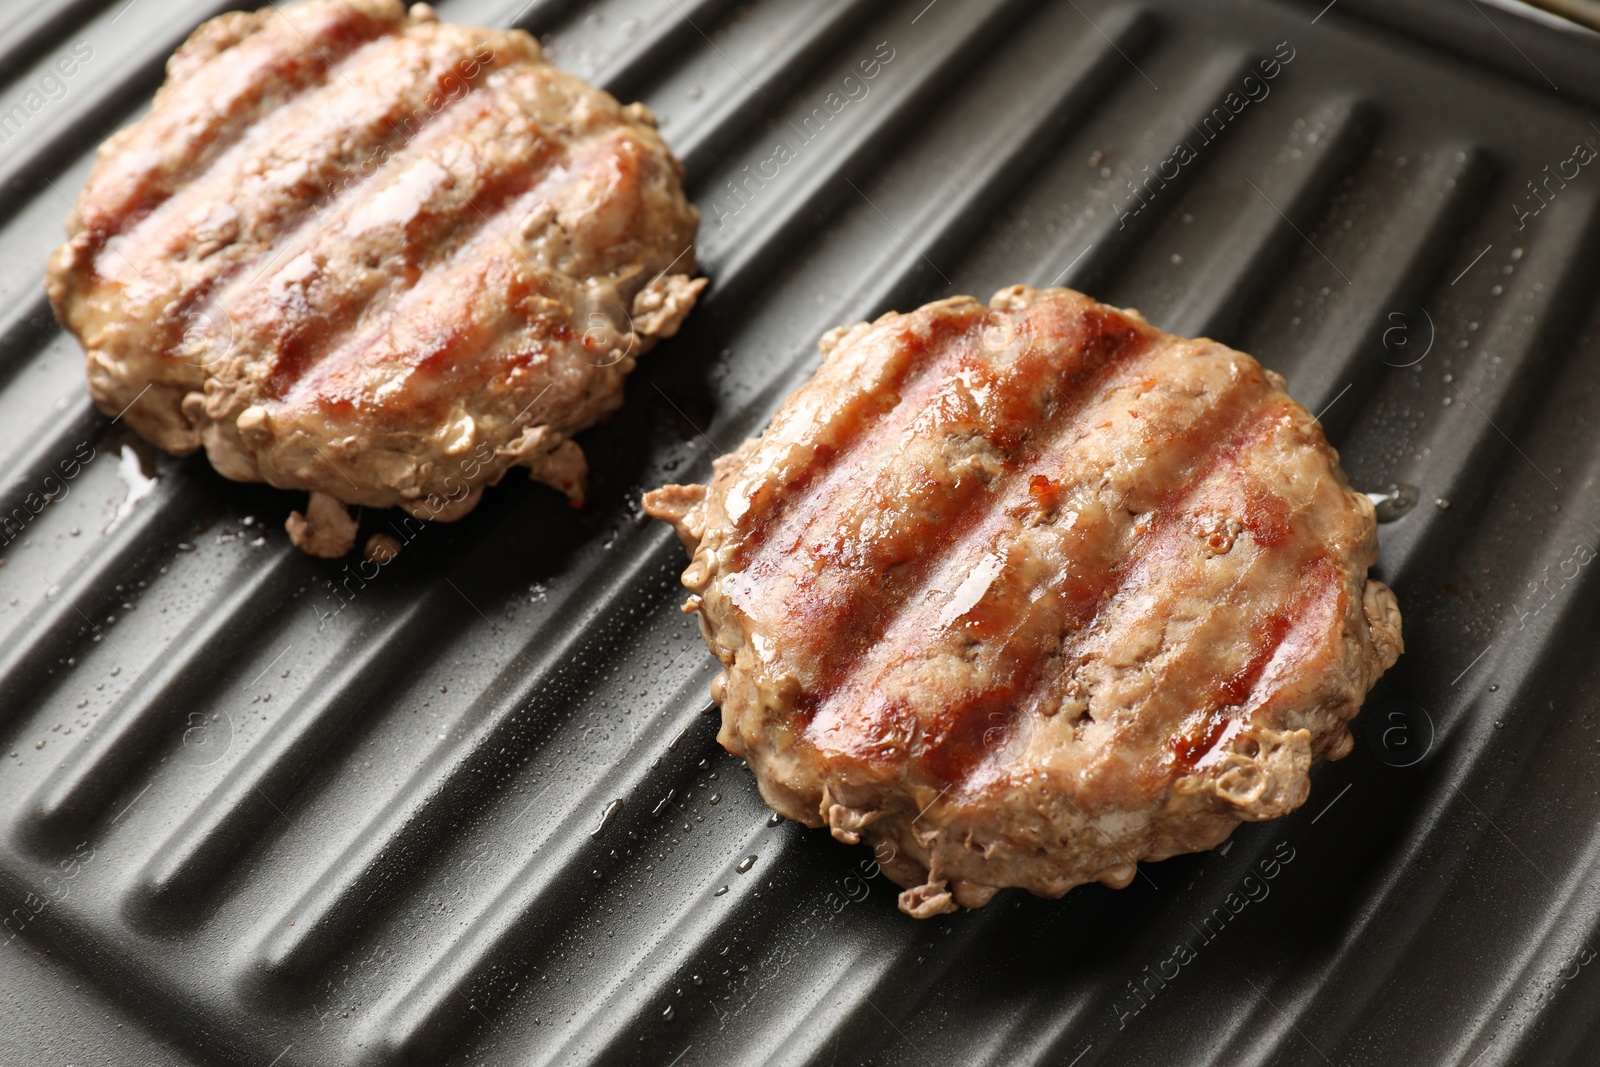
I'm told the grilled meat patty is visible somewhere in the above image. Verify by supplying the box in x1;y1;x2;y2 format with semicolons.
47;0;703;556
645;286;1402;918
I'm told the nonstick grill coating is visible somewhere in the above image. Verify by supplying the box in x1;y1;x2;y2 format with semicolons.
3;2;1600;1065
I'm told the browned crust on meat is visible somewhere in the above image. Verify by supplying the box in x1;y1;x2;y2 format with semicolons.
48;0;703;540
645;285;1402;917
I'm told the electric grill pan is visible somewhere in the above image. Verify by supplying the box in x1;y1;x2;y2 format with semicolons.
3;1;1600;1063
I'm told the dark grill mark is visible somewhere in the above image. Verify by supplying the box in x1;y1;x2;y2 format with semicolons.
77;3;395;254
1171;556;1341;769
90;21;518;390
747;298;1163;732
910;399;1293;788
256;103;558;401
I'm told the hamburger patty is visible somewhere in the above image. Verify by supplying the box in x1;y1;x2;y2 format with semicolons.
644;286;1402;918
47;0;703;556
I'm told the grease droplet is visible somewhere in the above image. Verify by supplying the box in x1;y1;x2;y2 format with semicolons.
591;798;624;837
1368;483;1419;522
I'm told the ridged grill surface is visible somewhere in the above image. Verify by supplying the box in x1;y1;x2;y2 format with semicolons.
2;1;1599;1065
